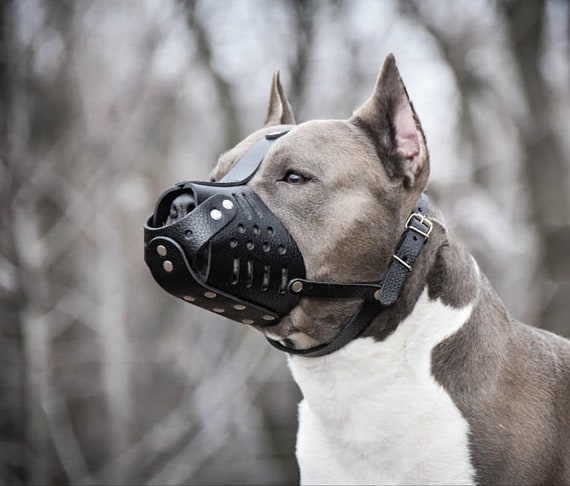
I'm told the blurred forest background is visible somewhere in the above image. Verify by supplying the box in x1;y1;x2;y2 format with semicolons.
1;0;570;484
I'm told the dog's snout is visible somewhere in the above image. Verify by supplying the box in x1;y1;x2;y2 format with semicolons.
166;193;196;225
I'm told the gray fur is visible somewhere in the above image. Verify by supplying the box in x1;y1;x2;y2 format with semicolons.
209;54;570;484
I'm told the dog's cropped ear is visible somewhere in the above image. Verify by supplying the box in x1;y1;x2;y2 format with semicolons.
350;54;428;191
265;70;296;126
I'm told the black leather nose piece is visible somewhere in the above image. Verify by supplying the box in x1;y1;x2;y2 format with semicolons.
166;193;196;225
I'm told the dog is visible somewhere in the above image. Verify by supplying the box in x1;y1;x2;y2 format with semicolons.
145;54;570;485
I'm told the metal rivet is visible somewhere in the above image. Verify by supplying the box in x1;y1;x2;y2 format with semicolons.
212;307;225;313
183;295;196;302
241;319;254;325
373;289;381;301
163;261;173;272
157;245;167;256
204;291;217;299
262;315;276;321
290;280;303;293
210;209;222;220
233;304;246;311
222;199;234;210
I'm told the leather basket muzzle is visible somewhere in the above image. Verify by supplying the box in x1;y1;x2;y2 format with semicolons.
143;130;306;327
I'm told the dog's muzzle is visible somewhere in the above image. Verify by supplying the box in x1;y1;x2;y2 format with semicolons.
143;129;306;327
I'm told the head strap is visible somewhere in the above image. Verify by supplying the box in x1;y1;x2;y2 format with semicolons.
267;195;433;357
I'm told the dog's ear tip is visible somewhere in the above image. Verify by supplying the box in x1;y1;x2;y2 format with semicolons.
265;69;296;126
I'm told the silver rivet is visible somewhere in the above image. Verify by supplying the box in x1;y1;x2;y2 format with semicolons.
183;295;196;302
373;289;381;301
290;280;303;293
241;319;254;325
233;304;246;311
212;307;225;313
163;261;174;272
204;291;217;299
210;209;222;220
222;199;234;210
156;245;167;256
262;315;276;321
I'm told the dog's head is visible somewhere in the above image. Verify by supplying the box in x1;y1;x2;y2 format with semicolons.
144;54;430;350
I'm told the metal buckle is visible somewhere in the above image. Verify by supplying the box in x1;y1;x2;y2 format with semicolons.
405;213;433;239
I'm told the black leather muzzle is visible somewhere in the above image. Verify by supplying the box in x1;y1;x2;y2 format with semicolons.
143;129;306;326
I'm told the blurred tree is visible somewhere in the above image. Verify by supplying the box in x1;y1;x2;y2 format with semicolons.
501;0;570;337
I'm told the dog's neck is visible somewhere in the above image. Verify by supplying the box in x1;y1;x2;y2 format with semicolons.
287;220;483;484
362;213;482;344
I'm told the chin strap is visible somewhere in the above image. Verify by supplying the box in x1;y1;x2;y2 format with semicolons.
266;195;433;357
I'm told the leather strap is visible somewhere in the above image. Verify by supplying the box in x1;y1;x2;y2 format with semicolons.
286;197;431;304
266;300;382;357
266;195;433;357
378;197;432;305
221;129;292;183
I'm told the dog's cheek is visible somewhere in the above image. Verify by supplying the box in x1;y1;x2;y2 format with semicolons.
254;183;331;266
294;298;363;343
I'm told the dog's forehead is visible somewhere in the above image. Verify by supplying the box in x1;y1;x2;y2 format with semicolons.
267;120;380;178
212;119;377;182
279;120;368;153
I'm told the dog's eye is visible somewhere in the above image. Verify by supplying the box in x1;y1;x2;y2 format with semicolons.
283;171;309;185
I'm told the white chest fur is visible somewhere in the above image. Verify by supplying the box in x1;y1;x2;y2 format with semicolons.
288;288;476;485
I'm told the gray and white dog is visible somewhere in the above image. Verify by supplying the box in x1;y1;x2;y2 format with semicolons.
164;55;570;484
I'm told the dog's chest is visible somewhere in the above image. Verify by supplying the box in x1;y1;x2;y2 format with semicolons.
288;290;476;485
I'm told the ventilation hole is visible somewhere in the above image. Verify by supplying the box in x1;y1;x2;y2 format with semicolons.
229;239;238;248
262;242;270;252
278;245;286;255
246;261;254;288
267;227;274;236
253;225;260;234
413;236;418;241
246;241;254;250
232;258;240;285
262;265;271;291
403;256;408;261
237;224;246;234
280;267;289;294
